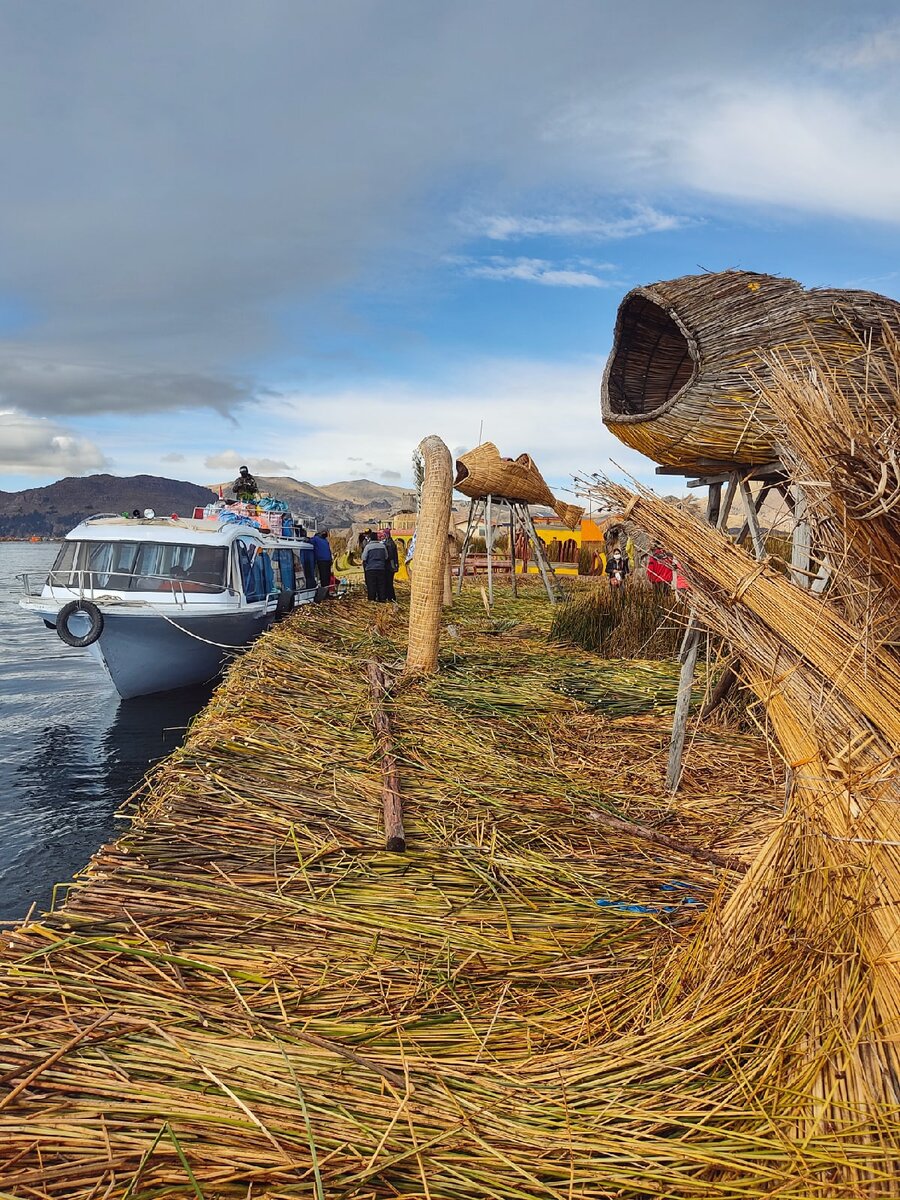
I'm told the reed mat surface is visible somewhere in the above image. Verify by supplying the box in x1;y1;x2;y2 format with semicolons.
7;581;877;1199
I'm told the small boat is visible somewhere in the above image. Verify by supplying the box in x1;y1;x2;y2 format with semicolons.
20;511;327;698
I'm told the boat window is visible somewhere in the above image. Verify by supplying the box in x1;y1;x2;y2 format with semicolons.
132;543;227;592
236;540;274;602
55;541;227;592
48;541;79;586
273;549;295;591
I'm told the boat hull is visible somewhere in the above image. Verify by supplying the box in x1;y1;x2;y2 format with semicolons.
28;604;271;699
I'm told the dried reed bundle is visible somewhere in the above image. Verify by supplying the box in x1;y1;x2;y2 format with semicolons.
579;476;900;1174
405;434;453;675
601;270;900;468
759;327;900;638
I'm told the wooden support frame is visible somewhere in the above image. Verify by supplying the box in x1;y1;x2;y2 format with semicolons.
455;495;558;606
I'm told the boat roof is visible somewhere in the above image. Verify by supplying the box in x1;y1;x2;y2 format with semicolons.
66;516;309;549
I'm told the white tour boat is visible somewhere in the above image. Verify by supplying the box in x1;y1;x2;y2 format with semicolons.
20;511;328;698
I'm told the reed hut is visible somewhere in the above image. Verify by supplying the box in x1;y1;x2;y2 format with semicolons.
600;270;900;469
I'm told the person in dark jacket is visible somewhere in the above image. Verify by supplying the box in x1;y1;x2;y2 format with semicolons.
311;530;333;589
231;465;259;501
605;547;630;588
361;535;389;602
381;531;400;601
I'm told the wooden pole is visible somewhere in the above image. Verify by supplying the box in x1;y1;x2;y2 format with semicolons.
486;493;494;608
508;502;517;598
520;505;558;605
667;619;700;793
364;661;406;852
738;480;767;559
790;483;812;588
586;807;746;872
700;660;739;718
456;501;478;596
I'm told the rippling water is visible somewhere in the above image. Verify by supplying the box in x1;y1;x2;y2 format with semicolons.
0;542;212;922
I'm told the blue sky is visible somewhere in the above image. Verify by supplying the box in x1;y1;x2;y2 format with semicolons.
1;1;899;493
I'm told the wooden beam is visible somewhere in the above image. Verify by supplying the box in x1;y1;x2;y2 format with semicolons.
738;480;767;559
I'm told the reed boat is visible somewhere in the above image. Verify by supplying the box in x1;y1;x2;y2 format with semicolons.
20;511;326;698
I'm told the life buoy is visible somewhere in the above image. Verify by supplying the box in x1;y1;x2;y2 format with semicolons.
274;589;295;616
55;600;104;648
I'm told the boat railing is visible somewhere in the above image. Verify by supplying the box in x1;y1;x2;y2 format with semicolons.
18;570;231;605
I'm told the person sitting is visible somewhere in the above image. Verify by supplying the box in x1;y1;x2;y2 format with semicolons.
605;547;630;588
231;465;259;502
362;533;389;602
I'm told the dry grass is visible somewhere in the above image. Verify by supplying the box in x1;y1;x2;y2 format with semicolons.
0;583;797;1199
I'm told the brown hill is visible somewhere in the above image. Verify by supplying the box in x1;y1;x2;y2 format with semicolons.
318;479;409;505
0;474;216;539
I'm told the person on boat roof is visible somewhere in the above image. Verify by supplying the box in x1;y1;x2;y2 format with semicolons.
231;465;259;502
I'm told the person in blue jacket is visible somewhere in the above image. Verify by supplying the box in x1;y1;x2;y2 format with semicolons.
311;529;333;589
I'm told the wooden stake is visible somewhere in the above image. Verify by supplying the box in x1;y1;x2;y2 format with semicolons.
456;500;479;596
666;622;700;793
586;808;747;872
364;661;406;852
509;502;517;598
486;493;494;608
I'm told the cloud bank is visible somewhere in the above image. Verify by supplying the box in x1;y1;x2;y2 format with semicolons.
0;411;109;475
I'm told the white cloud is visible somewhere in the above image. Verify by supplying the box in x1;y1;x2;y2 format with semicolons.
815;21;900;69
464;205;689;241
161;451;186;462
273;356;657;491
458;256;618;288
549;79;900;225
673;86;900;222
0;410;110;474
204;450;294;474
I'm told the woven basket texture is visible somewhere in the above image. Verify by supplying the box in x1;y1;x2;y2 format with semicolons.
454;442;583;528
601;270;900;469
405;436;453;675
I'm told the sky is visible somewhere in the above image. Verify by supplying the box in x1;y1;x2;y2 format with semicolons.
2;0;900;494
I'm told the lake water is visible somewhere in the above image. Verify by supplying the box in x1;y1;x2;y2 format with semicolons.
0;542;211;923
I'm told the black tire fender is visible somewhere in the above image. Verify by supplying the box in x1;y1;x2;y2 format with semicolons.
274;589;295;616
56;600;104;648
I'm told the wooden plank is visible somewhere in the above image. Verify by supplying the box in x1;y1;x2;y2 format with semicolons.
706;481;723;526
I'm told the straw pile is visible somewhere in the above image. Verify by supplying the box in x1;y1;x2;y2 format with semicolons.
581;323;900;1186
600;270;900;468
0;579;794;1198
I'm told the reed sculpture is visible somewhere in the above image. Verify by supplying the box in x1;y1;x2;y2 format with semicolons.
601;269;900;468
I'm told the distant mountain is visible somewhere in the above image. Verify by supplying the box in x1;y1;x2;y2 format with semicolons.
0;472;414;539
318;479;409;505
213;475;409;525
0;474;216;539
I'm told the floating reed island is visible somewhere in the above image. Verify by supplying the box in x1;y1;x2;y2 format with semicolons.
600;269;900;468
0;577;792;1199
3;317;900;1196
